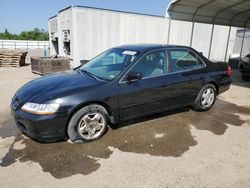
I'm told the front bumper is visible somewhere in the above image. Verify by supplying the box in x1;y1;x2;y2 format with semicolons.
11;107;68;142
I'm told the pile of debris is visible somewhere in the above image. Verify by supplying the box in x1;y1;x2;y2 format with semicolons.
0;50;27;67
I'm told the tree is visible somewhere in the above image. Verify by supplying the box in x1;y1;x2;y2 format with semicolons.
4;28;9;34
0;28;49;41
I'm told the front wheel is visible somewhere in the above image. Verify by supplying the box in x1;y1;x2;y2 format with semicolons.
67;104;109;143
192;84;216;111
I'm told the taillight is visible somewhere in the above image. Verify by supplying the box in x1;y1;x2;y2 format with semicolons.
227;66;231;77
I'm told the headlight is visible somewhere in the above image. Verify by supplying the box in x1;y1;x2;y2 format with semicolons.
21;102;60;115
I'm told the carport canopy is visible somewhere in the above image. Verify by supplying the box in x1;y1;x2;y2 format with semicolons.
167;0;250;28
167;0;250;60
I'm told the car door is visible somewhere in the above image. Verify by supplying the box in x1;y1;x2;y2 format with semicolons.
167;48;207;105
118;49;173;121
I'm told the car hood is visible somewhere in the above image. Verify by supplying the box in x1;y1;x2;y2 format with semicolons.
16;70;104;103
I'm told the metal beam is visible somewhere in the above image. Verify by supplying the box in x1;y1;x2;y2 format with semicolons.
190;22;194;47
191;0;217;21
239;29;246;60
212;0;248;23
167;17;172;44
208;24;214;59
229;9;250;26
224;26;231;62
167;0;180;15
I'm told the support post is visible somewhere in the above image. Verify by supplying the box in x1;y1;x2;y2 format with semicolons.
167;18;172;44
224;26;231;62
239;28;246;59
190;22;195;47
208;24;215;59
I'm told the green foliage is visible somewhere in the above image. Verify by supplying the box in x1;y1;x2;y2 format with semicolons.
0;28;49;41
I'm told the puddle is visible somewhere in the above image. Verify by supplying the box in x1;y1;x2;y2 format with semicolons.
0;99;249;178
0;118;17;139
0;135;112;178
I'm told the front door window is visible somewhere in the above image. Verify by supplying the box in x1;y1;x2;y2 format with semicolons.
130;50;168;78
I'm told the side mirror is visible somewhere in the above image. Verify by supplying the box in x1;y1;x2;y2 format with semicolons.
125;71;143;82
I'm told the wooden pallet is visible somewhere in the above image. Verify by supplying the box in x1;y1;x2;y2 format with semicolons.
0;64;20;67
0;50;27;68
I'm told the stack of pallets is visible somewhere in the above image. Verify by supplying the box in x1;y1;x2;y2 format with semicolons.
0;51;27;67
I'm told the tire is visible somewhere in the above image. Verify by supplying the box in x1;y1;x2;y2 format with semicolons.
192;84;217;111
67;104;109;143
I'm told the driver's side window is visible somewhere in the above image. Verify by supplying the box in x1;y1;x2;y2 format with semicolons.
130;50;168;78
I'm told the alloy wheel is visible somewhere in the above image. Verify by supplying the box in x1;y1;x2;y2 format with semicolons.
78;113;106;140
201;88;215;108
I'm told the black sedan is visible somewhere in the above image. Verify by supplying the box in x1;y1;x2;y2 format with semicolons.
239;54;250;81
11;44;232;143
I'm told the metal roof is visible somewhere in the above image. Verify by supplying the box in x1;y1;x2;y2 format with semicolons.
167;0;250;28
48;15;58;20
58;5;165;18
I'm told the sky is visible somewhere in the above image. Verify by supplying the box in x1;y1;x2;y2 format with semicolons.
0;0;171;34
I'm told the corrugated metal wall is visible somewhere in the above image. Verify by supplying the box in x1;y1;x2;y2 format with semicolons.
49;6;238;68
72;7;168;66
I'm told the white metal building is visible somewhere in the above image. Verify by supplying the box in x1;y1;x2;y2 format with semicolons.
48;5;240;68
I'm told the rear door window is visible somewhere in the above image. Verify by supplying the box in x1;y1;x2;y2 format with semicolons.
168;49;205;73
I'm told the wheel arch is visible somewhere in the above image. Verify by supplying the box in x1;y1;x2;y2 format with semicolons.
207;81;219;94
66;101;114;132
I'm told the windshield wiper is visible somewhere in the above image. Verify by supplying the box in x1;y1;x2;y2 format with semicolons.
79;69;95;78
79;69;106;81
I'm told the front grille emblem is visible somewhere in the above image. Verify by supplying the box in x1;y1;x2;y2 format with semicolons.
12;95;20;110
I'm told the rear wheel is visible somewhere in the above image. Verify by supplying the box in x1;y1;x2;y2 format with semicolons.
193;84;216;111
67;104;109;143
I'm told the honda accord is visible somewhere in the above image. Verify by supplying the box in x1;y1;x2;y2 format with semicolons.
11;44;232;143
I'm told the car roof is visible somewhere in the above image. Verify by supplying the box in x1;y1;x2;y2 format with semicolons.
115;44;191;53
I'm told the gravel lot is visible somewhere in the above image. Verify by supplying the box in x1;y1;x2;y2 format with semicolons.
0;64;249;187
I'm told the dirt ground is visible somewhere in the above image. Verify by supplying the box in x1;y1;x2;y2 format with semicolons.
0;64;249;187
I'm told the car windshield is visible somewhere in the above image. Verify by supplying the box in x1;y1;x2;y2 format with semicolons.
80;48;140;80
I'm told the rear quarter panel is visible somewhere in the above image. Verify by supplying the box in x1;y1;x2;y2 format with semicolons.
202;60;231;94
